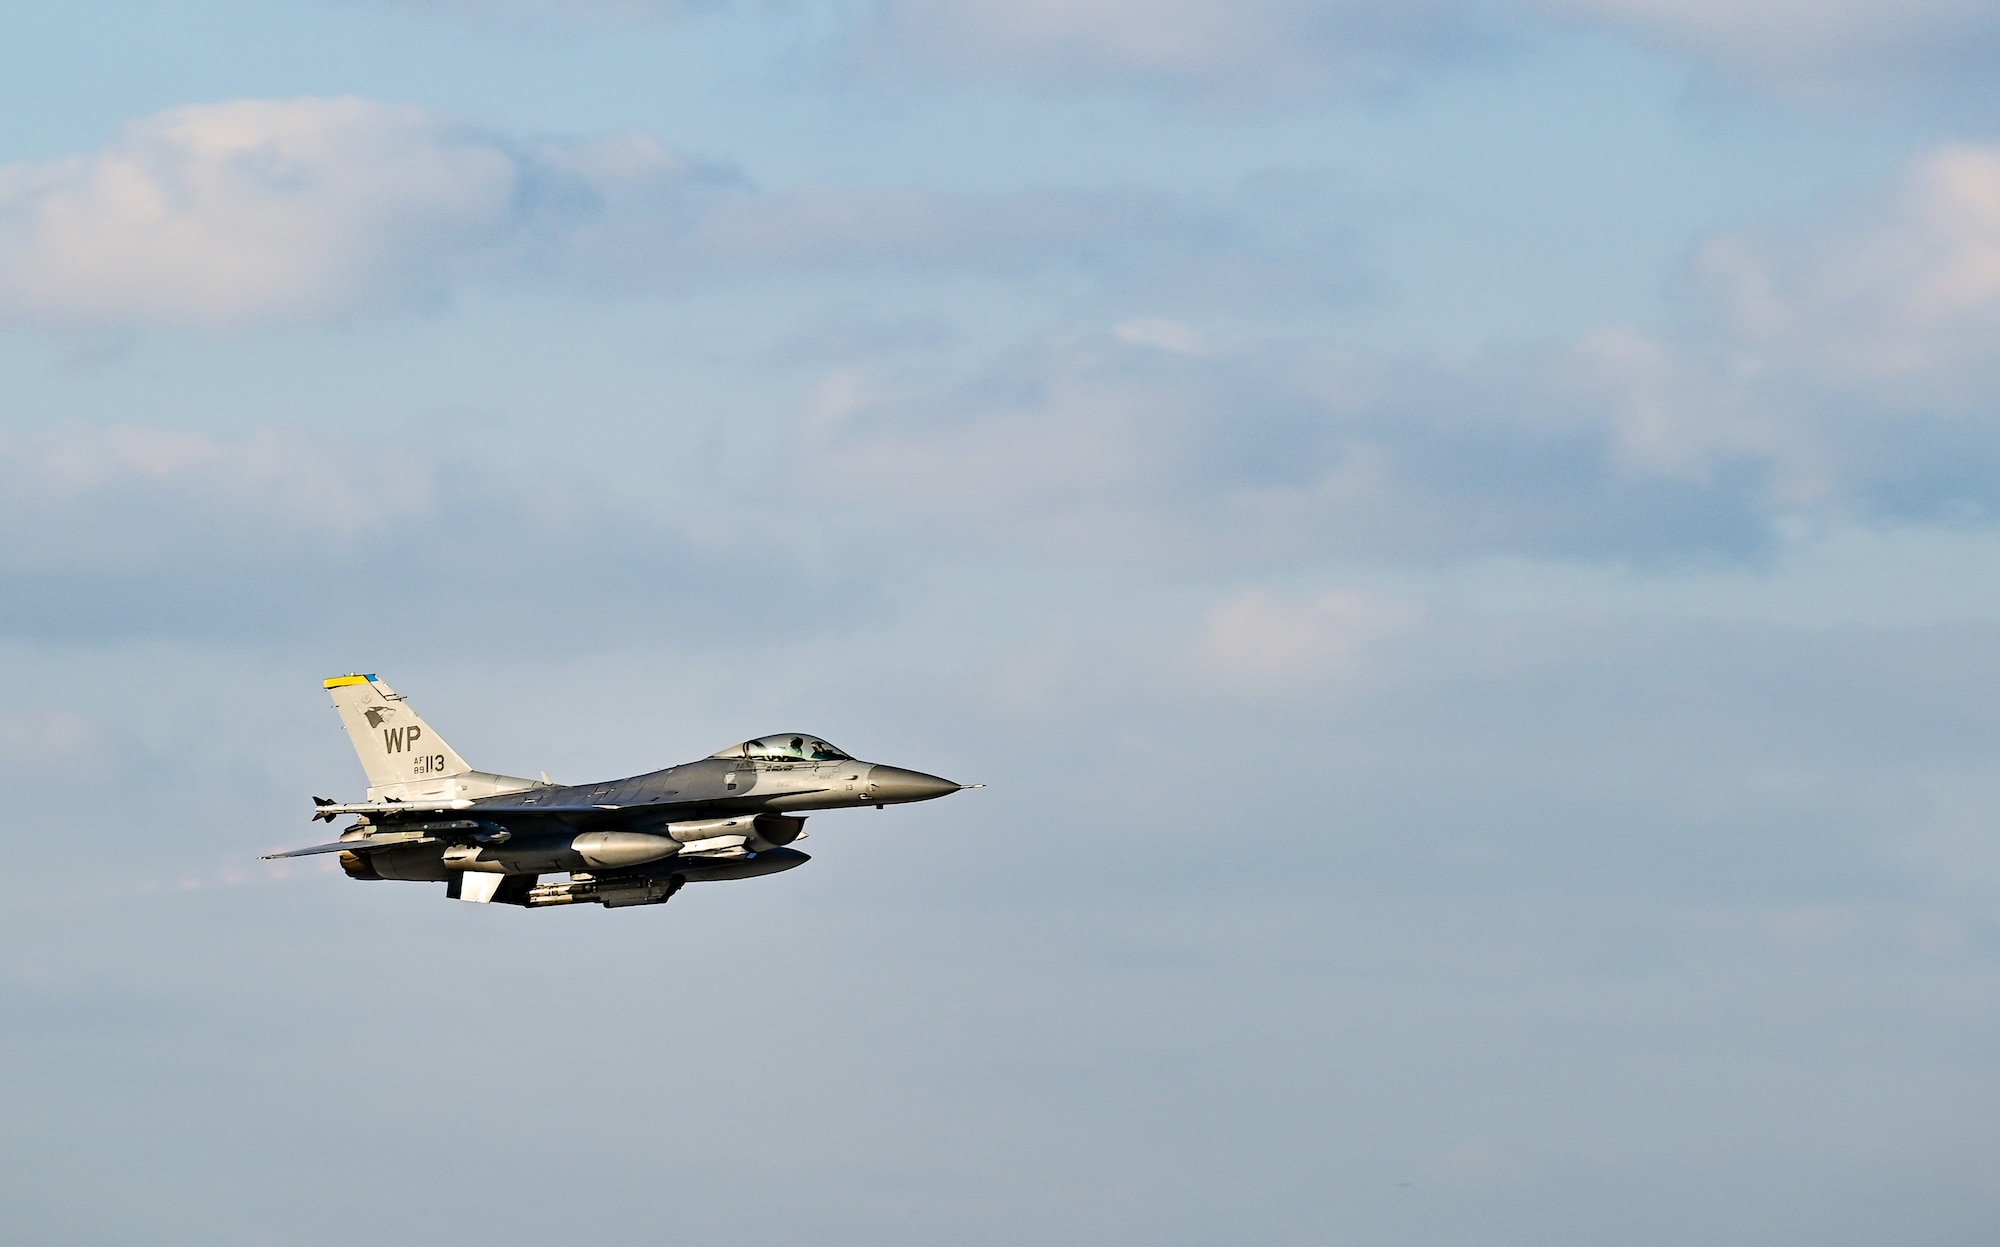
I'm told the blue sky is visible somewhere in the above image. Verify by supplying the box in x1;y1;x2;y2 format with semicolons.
3;3;1999;1244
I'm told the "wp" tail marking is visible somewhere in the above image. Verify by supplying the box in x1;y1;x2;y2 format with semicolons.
383;725;424;754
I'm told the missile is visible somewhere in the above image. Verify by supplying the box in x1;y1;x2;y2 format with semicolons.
525;875;682;908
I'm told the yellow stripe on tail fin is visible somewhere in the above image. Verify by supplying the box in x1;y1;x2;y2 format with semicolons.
322;674;473;791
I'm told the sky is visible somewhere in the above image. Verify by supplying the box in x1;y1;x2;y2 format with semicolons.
2;2;1999;1244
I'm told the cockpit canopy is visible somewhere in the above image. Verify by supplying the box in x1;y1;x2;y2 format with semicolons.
710;734;853;763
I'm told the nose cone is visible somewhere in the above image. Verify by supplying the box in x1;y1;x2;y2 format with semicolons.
866;765;962;804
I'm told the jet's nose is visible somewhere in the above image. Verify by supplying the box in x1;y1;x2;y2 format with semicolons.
866;765;962;804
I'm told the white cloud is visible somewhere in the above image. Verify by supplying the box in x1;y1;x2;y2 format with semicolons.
1693;144;2000;376
793;333;1773;562
792;142;2000;563
0;421;852;646
2;98;532;326
0;97;1274;328
797;340;1186;535
954;580;1423;721
1113;318;1207;353
0;424;430;569
0;97;737;327
1561;142;2000;516
0;710;98;772
1195;588;1421;687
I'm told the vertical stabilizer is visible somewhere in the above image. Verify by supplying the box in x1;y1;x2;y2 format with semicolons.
324;674;472;790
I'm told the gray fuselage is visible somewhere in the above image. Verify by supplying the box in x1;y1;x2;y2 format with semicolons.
346;754;960;890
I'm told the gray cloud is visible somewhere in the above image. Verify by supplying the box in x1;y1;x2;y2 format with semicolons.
784;142;2000;564
6;590;1997;1246
7;10;1999;1247
1541;0;2000;107
0;423;861;647
855;0;1502;100
323;1;2000;108
859;0;2000;108
789;330;1780;564
333;0;719;24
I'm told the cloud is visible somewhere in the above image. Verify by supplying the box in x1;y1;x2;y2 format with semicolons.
0;422;847;646
674;184;1216;277
956;581;1424;723
0;424;431;567
1195;588;1421;687
306;2;2000;108
1692;144;2000;376
1541;0;2000;105
857;0;1498;99
788;141;2000;563
852;0;2000;109
1572;142;2000;521
0;97;1267;329
0;710;97;774
792;330;1779;563
0;97;730;327
352;0;714;21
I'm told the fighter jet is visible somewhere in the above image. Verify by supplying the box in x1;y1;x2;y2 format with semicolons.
265;674;974;909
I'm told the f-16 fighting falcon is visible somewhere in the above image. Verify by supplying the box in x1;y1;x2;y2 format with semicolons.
265;674;975;909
